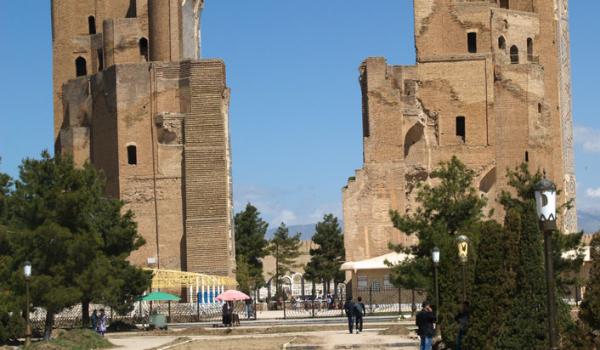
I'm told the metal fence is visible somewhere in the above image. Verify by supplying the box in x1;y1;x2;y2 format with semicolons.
280;285;426;319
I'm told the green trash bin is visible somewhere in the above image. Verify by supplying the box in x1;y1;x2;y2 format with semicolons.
150;313;168;330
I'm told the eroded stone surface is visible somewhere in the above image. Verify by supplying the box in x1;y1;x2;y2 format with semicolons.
344;0;577;264
52;0;235;277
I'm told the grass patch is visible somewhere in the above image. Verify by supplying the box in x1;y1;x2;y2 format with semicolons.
25;329;113;350
378;324;411;336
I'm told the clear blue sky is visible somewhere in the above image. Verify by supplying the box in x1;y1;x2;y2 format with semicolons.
0;1;599;229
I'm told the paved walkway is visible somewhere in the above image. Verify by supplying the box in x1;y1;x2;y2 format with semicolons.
107;328;419;350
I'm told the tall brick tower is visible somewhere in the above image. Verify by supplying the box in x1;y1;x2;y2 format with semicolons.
51;0;236;278
343;0;576;262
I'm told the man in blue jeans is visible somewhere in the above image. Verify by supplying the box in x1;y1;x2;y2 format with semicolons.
416;301;436;350
343;297;355;334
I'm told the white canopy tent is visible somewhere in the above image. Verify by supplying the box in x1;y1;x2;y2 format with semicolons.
341;252;413;273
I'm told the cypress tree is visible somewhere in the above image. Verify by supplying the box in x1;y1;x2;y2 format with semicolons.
579;234;600;347
463;221;516;350
494;166;548;350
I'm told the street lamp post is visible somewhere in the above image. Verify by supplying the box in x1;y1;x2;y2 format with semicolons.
432;247;440;322
23;261;32;346
534;175;559;350
456;236;470;302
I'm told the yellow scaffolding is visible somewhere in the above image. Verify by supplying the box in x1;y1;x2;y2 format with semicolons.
145;268;238;290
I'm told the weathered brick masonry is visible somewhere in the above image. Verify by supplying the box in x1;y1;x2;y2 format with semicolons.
52;0;235;278
343;0;577;263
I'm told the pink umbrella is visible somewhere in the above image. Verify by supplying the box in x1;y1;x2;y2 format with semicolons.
216;290;251;302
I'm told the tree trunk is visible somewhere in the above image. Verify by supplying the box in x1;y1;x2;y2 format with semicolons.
44;310;55;340
82;300;90;328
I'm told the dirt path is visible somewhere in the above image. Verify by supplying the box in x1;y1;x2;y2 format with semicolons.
107;328;419;350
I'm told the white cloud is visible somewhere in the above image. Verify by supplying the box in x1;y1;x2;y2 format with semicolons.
272;210;298;226
586;187;600;198
574;125;600;153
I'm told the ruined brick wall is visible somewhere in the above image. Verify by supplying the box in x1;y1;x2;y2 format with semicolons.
344;0;576;262
53;0;235;278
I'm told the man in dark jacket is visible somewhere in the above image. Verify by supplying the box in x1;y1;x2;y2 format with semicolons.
353;296;366;333
416;301;436;350
343;297;355;334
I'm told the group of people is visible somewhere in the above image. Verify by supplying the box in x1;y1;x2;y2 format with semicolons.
416;301;470;350
343;296;367;334
90;309;108;336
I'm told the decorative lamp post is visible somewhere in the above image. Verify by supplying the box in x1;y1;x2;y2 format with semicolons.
432;247;440;321
23;261;32;346
534;175;558;350
456;235;469;302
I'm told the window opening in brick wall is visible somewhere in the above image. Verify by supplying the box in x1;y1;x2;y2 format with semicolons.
97;49;104;71
510;45;519;64
75;57;87;77
88;16;96;35
468;32;477;53
139;38;149;62
500;0;509;9
527;38;534;61
498;36;506;50
525;151;529;162
538;103;542;113
127;145;138;165
456;116;466;143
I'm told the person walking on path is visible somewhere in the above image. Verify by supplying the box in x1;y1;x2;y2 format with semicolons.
416;301;436;350
91;309;98;331
245;298;253;320
343;297;355;334
97;309;108;337
353;296;366;334
454;301;470;350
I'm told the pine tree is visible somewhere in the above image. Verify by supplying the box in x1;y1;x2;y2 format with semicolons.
0;159;11;222
5;152;151;338
234;203;269;293
463;221;517;350
304;214;345;294
268;223;302;298
579;234;600;347
389;156;486;346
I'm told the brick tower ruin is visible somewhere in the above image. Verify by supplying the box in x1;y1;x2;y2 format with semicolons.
51;0;236;277
343;0;576;262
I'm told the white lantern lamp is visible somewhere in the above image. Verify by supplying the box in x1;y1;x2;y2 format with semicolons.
534;174;557;231
432;247;440;266
24;261;32;279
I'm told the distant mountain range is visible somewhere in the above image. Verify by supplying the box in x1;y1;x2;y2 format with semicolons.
578;210;600;234
266;223;320;241
264;211;600;241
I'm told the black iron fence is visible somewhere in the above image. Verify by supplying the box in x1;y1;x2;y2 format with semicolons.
280;285;426;319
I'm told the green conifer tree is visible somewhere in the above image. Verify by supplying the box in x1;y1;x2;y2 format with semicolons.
304;214;345;294
579;234;600;347
268;223;302;298
5;152;151;339
463;221;516;350
494;166;548;350
234;203;269;293
389;156;486;346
